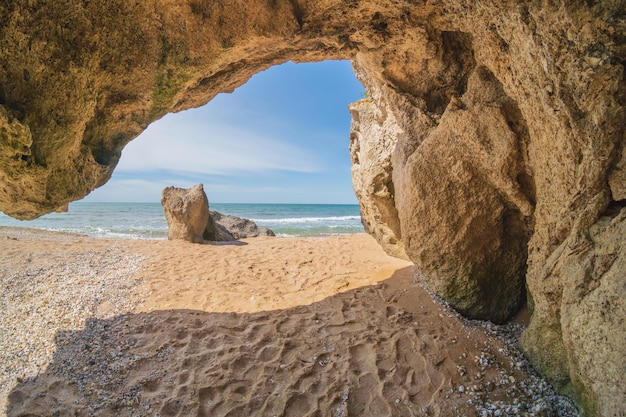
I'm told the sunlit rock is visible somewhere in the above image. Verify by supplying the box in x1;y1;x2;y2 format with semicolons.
349;97;407;260
161;184;209;244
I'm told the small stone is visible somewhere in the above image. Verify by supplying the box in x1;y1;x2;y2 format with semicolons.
584;56;601;67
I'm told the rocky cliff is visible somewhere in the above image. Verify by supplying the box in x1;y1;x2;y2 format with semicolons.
0;1;624;414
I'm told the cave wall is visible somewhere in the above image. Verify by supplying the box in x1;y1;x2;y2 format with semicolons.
0;1;624;414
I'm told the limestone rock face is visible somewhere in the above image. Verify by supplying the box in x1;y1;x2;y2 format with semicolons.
352;64;533;323
1;1;625;414
405;66;533;323
559;209;626;415
522;207;626;415
161;184;209;244
349;98;407;260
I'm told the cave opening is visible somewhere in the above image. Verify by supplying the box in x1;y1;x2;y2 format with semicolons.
0;60;370;239
84;60;365;206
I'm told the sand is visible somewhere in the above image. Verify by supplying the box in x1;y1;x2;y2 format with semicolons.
0;227;577;416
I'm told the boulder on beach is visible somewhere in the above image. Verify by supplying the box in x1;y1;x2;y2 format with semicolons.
161;183;274;243
161;184;210;244
204;211;275;242
204;214;236;242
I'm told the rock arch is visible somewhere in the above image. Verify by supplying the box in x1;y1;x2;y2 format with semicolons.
1;1;624;414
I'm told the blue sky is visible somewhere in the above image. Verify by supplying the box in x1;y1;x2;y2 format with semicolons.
83;60;365;204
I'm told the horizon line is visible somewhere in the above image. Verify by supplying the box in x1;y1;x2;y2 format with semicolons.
71;201;361;205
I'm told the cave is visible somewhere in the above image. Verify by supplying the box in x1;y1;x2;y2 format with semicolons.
0;1;624;414
83;60;363;205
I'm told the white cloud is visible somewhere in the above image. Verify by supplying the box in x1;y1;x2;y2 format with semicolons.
84;178;178;202
83;177;315;203
115;116;323;175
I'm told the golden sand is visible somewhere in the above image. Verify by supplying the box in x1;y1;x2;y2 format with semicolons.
0;228;576;416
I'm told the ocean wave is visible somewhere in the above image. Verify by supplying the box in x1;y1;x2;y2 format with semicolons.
251;215;362;224
41;226;168;240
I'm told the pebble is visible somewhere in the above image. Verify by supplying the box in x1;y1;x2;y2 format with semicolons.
414;273;580;417
0;229;145;411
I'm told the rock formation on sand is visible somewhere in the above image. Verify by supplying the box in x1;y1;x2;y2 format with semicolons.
205;211;275;241
162;184;275;243
0;1;624;414
161;184;209;244
204;213;235;243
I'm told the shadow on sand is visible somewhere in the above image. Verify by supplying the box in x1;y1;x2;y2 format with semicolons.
7;268;562;417
208;240;248;246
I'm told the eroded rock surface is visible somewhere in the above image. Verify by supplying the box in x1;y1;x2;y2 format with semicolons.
352;65;533;323
349;98;407;260
1;1;624;414
161;184;209;244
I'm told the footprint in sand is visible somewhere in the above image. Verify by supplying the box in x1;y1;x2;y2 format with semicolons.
348;343;391;415
284;393;314;417
256;344;281;362
392;331;445;407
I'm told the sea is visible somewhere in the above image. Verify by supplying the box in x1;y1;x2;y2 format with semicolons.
0;203;365;239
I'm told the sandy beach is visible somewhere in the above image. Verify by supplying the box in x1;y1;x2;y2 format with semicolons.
0;227;577;416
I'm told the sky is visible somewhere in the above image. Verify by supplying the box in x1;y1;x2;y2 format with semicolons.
83;60;365;204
